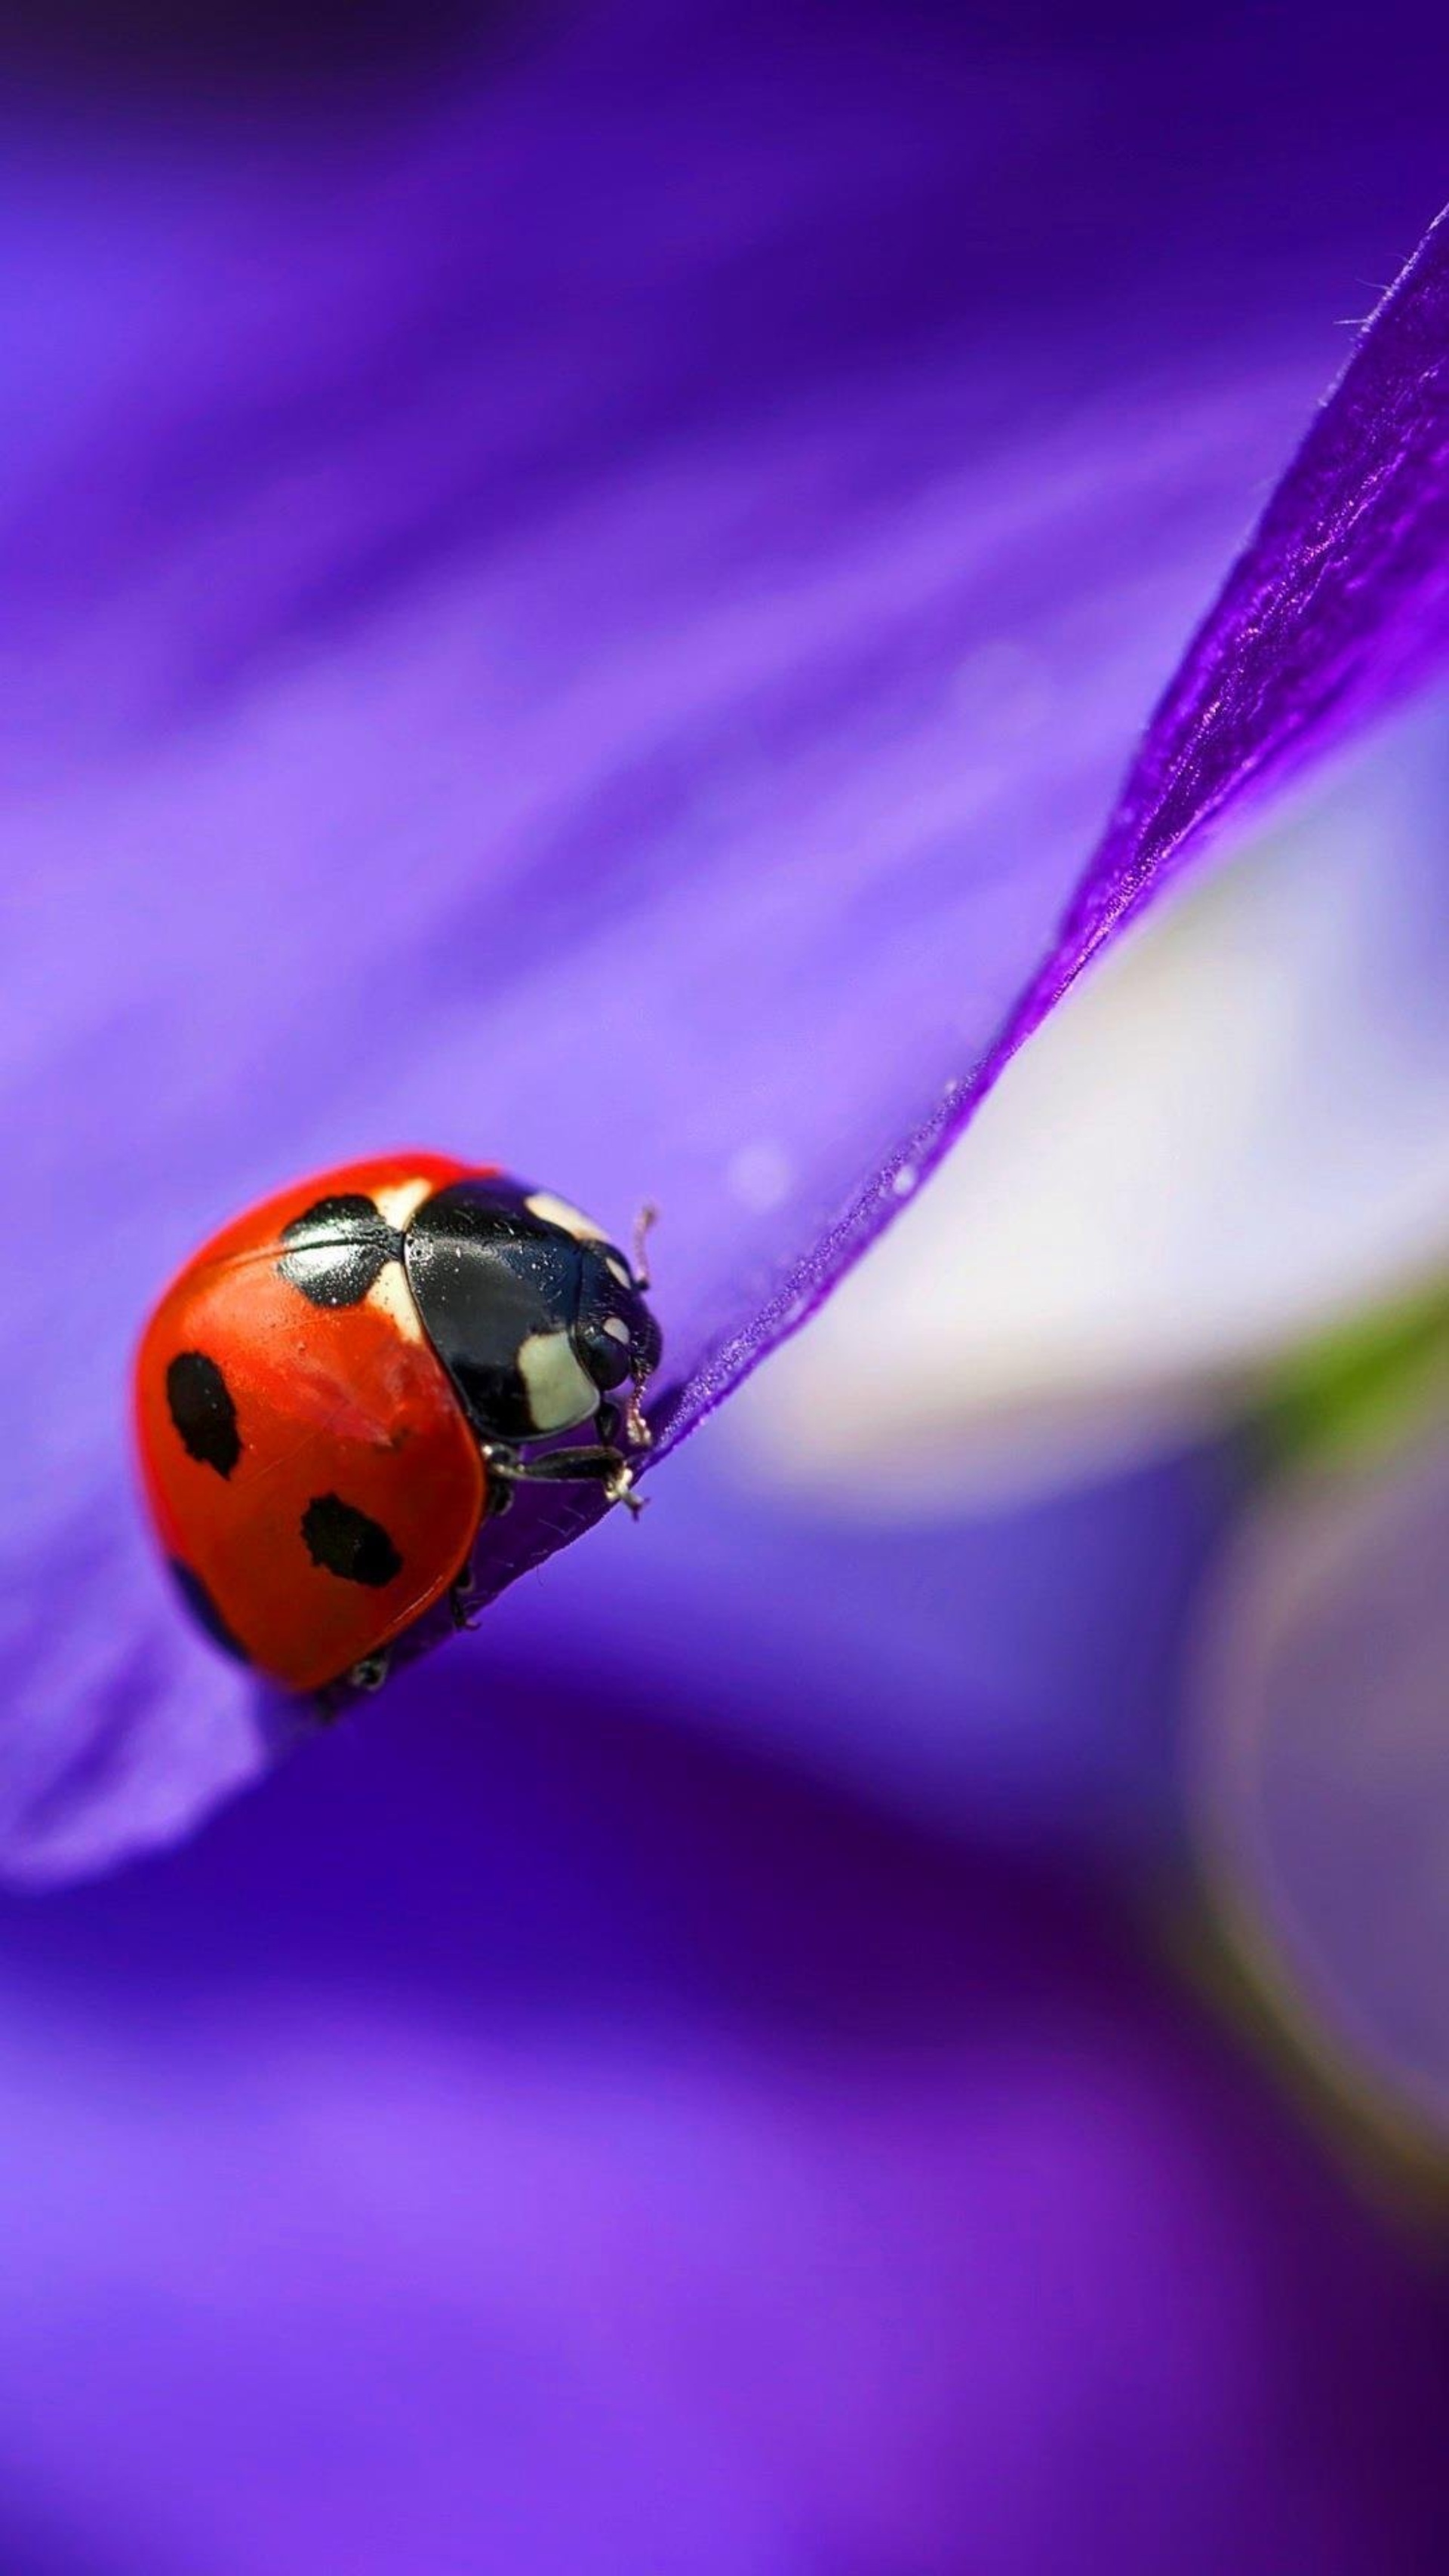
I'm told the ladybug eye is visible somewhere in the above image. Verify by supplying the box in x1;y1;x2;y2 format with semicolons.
278;1195;404;1309
576;1315;633;1390
574;1266;663;1393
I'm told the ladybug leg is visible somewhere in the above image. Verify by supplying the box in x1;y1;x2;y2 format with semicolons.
608;1459;647;1518
595;1396;651;1500
593;1447;645;1515
449;1562;480;1630
346;1651;390;1693
483;1439;646;1517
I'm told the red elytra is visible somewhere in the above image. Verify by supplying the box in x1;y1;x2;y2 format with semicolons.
135;1155;485;1692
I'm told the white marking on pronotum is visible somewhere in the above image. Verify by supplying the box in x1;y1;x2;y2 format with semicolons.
374;1177;435;1232
517;1330;597;1433
602;1316;631;1346
605;1257;631;1289
525;1190;609;1243
368;1261;426;1344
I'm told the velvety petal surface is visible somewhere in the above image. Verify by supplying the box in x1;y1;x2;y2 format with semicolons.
10;0;1449;1870
483;1426;1244;1860
2;1680;1448;2574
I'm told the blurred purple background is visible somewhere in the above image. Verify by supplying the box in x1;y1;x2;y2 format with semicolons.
8;1;1449;2568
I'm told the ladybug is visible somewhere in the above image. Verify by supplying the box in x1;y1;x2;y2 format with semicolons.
134;1154;662;1695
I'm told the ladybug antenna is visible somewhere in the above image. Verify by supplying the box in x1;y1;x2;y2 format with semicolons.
630;1201;658;1292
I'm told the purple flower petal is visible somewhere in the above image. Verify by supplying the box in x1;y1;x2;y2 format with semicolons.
10;3;1449;1873
485;1426;1242;1854
717;202;1449;1440
2;1688;1447;2574
742;685;1449;1502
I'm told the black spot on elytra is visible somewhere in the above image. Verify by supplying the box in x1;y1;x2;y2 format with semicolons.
166;1350;242;1477
278;1193;404;1308
301;1492;402;1587
169;1559;250;1663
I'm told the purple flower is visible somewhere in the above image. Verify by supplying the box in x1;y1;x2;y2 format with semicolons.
7;7;1449;2565
3;1670;1449;2576
8;0;1449;1876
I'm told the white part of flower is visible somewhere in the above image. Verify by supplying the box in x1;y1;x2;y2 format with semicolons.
732;696;1449;1510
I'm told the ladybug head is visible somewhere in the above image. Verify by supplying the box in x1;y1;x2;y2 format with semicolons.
403;1176;663;1447
571;1242;663;1401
